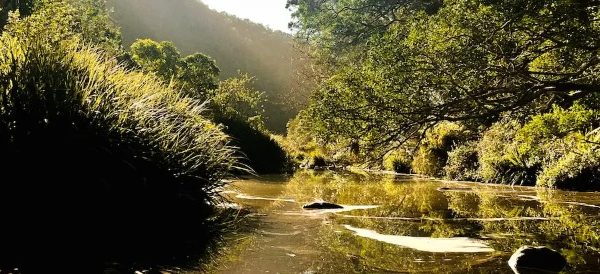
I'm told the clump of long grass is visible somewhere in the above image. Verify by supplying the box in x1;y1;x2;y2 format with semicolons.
0;9;237;271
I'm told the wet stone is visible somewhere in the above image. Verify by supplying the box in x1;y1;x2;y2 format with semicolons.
302;201;343;209
508;246;566;274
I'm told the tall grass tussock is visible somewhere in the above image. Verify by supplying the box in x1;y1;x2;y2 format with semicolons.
0;7;237;271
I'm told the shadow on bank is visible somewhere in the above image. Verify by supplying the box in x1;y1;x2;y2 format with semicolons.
0;25;245;272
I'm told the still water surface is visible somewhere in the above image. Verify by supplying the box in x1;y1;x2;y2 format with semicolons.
212;170;600;273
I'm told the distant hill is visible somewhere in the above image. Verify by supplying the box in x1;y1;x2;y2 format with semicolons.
107;0;310;132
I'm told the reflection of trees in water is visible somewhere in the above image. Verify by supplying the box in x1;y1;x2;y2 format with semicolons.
446;189;600;270
284;171;501;272
283;171;600;272
313;219;502;273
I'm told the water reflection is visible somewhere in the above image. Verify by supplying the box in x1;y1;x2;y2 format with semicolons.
217;170;600;273
343;225;494;253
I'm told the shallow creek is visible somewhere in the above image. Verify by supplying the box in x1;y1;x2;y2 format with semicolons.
212;170;600;273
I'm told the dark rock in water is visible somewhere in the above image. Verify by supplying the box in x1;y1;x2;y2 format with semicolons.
437;187;473;192
508;246;566;273
303;201;344;210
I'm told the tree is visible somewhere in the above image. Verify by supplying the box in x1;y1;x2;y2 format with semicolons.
212;73;266;131
1;0;122;55
130;39;181;80
68;0;122;54
177;53;220;95
289;0;600;155
129;38;220;99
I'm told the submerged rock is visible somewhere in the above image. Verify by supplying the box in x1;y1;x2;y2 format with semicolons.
436;187;473;192
508;246;566;273
302;201;343;209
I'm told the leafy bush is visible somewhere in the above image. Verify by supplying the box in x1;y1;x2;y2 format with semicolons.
383;149;412;173
477;105;600;187
217;117;290;174
530;107;600;190
284;110;324;164
476;119;538;185
444;142;479;181
538;139;600;190
212;73;267;131
411;122;469;177
0;0;36;29
212;74;290;174
515;104;599;167
0;8;235;269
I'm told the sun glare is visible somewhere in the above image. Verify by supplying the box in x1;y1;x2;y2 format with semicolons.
200;0;292;33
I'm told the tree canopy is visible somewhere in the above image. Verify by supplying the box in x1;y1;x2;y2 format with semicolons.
130;38;220;99
288;0;600;154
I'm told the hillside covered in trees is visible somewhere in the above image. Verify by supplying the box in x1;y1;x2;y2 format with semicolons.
107;0;311;132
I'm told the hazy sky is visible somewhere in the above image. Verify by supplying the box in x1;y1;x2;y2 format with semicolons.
200;0;293;33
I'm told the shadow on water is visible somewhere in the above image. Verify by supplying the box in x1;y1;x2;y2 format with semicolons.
0;126;245;273
217;170;600;273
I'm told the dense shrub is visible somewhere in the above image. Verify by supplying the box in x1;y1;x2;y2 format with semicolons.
0;9;235;270
284;110;326;164
217;117;290;174
515;104;599;167
476;119;537;185
0;0;36;30
476;105;600;188
383;149;412;173
529;106;600;190
211;74;290;174
411;122;469;177
538;139;600;190
444;142;479;181
212;73;267;131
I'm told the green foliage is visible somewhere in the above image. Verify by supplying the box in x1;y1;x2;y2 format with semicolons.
411;122;468;177
178;53;220;93
109;0;313;132
217;117;289;174
286;110;317;149
2;0;122;54
287;0;441;57
0;0;37;29
383;149;412;174
67;0;122;54
0;5;236;268
212;73;266;131
515;104;599;164
130;39;181;79
1;6;235;193
476;119;536;185
538;138;600;189
474;105;600;188
130;38;287;174
444;141;479;181
210;74;291;174
130;38;219;100
290;0;600;154
527;107;600;189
